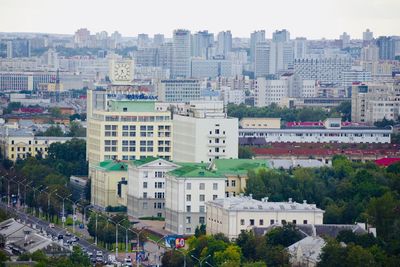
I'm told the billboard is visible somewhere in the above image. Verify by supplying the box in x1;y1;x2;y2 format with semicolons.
165;235;185;248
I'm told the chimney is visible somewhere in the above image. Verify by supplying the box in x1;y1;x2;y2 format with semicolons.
288;198;292;203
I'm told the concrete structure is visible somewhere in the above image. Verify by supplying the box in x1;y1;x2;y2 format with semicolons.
376;36;396;60
192;31;214;59
239;118;392;144
86;89;173;165
220;86;245;105
173;101;238;163
90;160;128;209
165;163;226;235
157;79;201;103
254;41;270;78
351;82;400;124
341;67;372;88
191;59;232;79
127;158;180;218
0;128;79;161
250;30;266;66
240;118;281;129
206;196;324;239
216;31;232;57
172;29;191;78
294;57;353;85
287;236;326;267
0;72;56;92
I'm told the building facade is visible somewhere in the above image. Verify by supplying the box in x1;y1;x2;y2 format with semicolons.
206;196;324;239
127;158;180;218
172;29;191;78
157;79;201;102
165;163;226;235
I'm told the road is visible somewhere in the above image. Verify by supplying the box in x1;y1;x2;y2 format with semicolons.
0;201;109;264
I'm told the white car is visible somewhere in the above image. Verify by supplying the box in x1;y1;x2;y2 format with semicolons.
49;223;55;228
96;250;103;257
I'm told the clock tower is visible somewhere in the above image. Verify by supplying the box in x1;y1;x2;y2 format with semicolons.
109;59;134;86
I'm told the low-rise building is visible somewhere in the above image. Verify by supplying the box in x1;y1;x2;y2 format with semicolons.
90;160;128;209
0;128;81;161
165;163;226;235
206;195;324;239
127;157;180;218
239;118;392;144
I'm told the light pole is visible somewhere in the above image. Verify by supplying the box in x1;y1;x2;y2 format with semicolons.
23;181;33;212
135;227;148;267
56;193;72;228
16;179;27;208
39;186;49;218
67;198;82;234
108;217;127;259
42;189;57;221
174;249;187;267
191;254;211;267
31;185;45;216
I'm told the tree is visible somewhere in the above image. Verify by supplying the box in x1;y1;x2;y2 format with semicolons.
318;239;347;267
242;261;267;267
265;224;303;247
3;102;22;114
70;246;90;266
214;244;242;266
37;125;64;137
239;147;255;159
68;121;86;137
245;170;267;200
194;224;206;237
333;101;351;121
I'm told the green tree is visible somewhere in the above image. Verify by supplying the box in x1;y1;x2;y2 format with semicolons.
68;121;86;137
214;244;242;266
265;224;303;247
245;170;267;200
239;146;255;159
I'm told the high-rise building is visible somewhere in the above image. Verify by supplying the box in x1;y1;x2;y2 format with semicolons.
294;37;308;59
153;34;165;47
250;30;266;67
191;59;232;78
159;42;173;72
361;45;379;61
216;31;232;58
172;29;191;78
173;101;238;163
74;28;91;48
254;41;270;78
376;36;396;60
135;48;159;67
273;29;290;42
4;39;31;58
363;29;374;42
86;89;173;165
157;79;201;102
340;32;350;48
137;33;150;49
192;31;214;59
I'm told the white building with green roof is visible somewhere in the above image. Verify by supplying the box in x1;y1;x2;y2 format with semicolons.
127;157;180;218
164;163;226;235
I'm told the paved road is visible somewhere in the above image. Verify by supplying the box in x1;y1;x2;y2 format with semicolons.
0;202;109;265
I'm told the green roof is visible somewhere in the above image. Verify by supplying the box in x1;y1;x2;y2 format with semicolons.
169;163;223;178
97;160;128;172
108;100;156;112
212;159;269;175
131;156;160;167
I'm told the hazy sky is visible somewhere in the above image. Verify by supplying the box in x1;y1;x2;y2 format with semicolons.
0;0;399;39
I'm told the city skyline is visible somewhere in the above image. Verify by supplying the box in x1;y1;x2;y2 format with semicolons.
1;0;400;39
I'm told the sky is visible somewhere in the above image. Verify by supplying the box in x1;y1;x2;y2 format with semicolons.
0;0;399;39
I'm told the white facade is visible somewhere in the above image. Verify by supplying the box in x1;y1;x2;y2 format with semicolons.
127;158;180;218
220;86;245;105
206;196;324;239
157;79;201;103
165;171;226;235
173;101;239;163
255;41;270;78
191;59;232;79
172;29;191;78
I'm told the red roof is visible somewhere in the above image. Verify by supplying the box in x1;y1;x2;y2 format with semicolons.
19;108;44;113
374;158;400;167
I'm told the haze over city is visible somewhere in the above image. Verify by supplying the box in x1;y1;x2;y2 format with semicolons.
1;0;400;38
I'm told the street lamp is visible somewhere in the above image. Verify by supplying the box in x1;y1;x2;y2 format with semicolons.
174;249;187;267
191;254;211;267
108;217;127;259
41;188;57;221
16;179;27;208
134;227;148;267
66;197;82;234
56;193;72;228
22;181;33;212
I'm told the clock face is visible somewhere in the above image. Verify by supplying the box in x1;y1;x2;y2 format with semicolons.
113;63;131;81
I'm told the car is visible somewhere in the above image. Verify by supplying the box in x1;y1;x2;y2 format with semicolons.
57;234;63;240
96;250;103;257
71;236;79;242
65;232;72;237
49;223;55;228
87;251;93;257
96;256;103;263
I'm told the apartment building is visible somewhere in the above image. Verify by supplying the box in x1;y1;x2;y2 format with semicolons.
351;81;400;124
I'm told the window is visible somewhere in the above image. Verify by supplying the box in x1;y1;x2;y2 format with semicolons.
281;220;286;224
231;180;236;187
199;217;205;224
270;219;275;225
213;183;218;190
143;182;147;189
186;217;191;224
199;195;205;202
186;194;191;202
259;219;264;226
199;183;205;190
303;220;308;224
186;206;191;212
213;195;218;200
143;171;148;178
143;202;148;209
199;206;205;213
250;219;255;226
186;228;191;233
240;219;245;225
143;192;147;199
226;180;229;187
186;183;191;190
